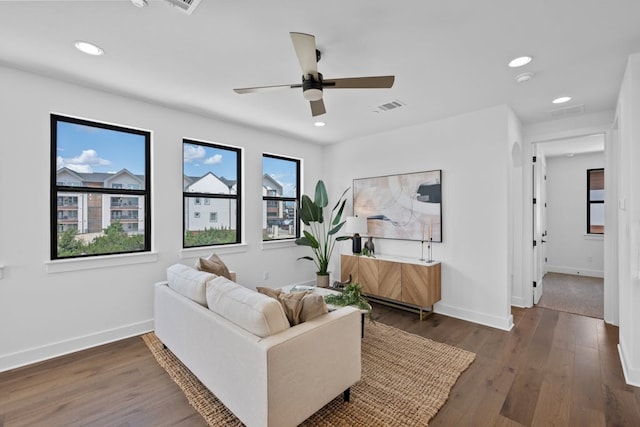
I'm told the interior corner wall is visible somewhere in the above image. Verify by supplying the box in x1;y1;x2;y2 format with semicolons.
616;52;640;387
545;152;605;277
0;65;325;372
507;109;526;308
324;105;513;331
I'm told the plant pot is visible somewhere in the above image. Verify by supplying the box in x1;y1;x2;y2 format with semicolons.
316;274;330;288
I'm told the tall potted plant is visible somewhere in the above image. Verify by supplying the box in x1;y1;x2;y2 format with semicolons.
296;180;350;287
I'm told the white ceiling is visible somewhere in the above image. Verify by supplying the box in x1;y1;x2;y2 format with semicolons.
1;0;639;145
536;134;605;158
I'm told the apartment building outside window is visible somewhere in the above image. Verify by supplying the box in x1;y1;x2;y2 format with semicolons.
51;114;151;259
262;154;300;241
183;139;241;247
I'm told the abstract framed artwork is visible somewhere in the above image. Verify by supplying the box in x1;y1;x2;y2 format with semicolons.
353;170;442;242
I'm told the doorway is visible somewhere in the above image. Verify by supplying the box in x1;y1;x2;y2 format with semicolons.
531;134;606;318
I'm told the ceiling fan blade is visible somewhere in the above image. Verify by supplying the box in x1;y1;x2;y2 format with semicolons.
310;99;326;116
323;75;395;89
234;83;301;94
290;32;318;77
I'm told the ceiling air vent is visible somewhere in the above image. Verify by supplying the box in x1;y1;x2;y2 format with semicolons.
547;104;585;120
164;0;202;14
376;99;406;113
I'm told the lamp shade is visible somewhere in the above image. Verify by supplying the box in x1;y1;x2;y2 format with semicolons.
345;216;368;235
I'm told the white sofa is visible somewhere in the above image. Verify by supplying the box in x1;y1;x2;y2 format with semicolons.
154;276;362;427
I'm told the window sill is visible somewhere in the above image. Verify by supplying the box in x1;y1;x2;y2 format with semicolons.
46;251;159;274
262;239;298;250
180;243;249;260
584;234;604;241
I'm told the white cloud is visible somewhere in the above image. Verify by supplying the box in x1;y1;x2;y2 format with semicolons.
57;149;111;173
184;145;206;162
204;154;223;165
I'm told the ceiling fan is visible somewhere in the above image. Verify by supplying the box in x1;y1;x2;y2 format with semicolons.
233;32;395;117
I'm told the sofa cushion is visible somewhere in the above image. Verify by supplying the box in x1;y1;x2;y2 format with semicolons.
206;277;290;337
167;263;216;306
197;253;233;280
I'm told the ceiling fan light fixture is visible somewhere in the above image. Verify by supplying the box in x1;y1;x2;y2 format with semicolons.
303;88;323;101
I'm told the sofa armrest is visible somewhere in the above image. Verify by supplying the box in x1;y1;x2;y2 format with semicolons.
259;307;362;427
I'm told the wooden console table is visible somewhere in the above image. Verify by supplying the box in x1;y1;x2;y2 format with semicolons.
340;254;441;320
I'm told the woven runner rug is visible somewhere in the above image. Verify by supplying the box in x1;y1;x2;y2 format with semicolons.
142;321;475;426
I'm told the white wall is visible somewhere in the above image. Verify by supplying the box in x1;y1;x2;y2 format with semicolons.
616;52;640;387
508;109;526;308
324;105;516;331
0;65;324;371
545;152;605;277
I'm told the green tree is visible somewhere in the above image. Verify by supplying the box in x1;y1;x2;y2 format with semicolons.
86;221;145;254
184;227;236;247
57;228;86;257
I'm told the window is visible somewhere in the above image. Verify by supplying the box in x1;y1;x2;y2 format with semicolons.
262;154;300;241
51;114;151;259
587;168;604;234
183;140;241;247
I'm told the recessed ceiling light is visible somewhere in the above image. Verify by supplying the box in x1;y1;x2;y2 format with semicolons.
508;56;532;68
74;41;104;56
515;72;534;83
314;121;326;127
552;96;572;104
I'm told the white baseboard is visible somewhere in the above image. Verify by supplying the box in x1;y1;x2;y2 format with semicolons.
0;319;153;373
435;302;514;331
618;342;640;387
546;265;604;278
511;295;530;308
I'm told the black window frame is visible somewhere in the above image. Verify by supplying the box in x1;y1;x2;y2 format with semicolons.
587;168;604;235
262;153;301;241
182;139;242;248
50;114;151;260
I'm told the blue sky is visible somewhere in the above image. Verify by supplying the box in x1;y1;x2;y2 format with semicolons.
56;121;146;175
56;121;297;195
183;142;237;180
263;156;297;197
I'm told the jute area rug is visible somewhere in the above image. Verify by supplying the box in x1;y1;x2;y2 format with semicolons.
143;321;475;426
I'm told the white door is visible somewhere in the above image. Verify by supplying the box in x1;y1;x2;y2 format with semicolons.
532;152;547;304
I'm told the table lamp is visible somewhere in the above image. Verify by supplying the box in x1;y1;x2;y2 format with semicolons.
345;216;368;254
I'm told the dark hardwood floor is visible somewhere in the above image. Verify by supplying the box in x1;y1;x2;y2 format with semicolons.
1;304;639;426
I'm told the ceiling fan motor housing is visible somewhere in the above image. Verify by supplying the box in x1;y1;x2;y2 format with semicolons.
303;72;323;101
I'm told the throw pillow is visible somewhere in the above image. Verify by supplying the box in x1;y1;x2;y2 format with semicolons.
198;254;232;280
277;291;309;326
300;293;329;323
257;287;313;326
256;286;282;300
